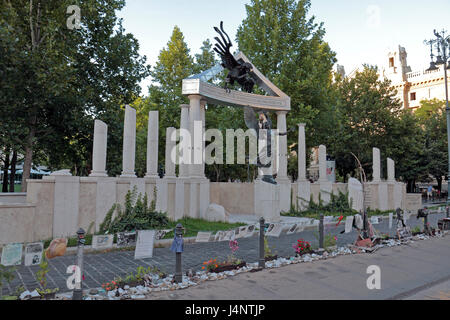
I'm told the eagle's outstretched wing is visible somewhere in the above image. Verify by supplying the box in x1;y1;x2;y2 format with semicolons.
214;21;238;70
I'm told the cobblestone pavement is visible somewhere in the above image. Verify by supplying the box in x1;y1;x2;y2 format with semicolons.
1;213;446;296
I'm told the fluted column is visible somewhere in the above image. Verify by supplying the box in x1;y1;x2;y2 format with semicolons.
165;127;177;178
90;120;108;177
201;99;207;176
373;148;381;182
145;111;159;178
121;105;137;178
318;145;327;182
387;157;395;182
189;95;204;178
298;123;307;181
179;104;191;178
276;111;288;181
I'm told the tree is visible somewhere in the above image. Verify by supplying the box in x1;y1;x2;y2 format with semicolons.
417;99;448;193
236;0;337;159
331;66;403;180
0;0;150;189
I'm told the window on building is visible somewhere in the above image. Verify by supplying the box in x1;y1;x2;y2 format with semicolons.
410;92;417;101
389;57;394;68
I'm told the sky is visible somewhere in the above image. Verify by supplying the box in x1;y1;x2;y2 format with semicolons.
117;0;450;92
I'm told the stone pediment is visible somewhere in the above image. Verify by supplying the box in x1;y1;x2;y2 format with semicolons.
182;52;290;111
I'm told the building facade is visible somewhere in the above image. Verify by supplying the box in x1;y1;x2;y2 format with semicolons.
344;45;450;110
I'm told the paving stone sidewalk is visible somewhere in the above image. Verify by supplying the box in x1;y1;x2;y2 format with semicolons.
1;213;446;296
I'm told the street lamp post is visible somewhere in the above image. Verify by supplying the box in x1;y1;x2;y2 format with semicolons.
424;30;450;206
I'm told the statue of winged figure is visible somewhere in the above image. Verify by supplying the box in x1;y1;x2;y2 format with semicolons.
213;21;256;93
244;107;277;185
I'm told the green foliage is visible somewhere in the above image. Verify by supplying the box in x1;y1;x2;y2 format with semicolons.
237;0;337;153
164;218;246;239
411;226;421;234
35;253;49;289
0;0;150;186
282;190;357;218
100;187;169;234
264;236;277;258
0;264;16;296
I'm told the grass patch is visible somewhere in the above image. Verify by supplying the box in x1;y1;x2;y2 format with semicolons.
42;218;246;248
164;218;246;239
0;184;22;193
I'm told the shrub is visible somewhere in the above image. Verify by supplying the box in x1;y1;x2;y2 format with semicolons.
100;186;169;234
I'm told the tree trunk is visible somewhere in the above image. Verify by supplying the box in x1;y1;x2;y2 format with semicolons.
2;149;10;193
437;176;443;200
9;150;17;193
406;179;416;193
21;126;36;192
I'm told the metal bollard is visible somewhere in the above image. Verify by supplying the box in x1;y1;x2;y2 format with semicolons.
72;228;85;300
173;224;184;283
259;217;265;269
319;214;324;249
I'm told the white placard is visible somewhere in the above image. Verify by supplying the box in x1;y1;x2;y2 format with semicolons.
214;231;224;242
117;231;137;248
134;230;155;260
222;230;235;241
345;216;354;234
370;217;379;225
24;242;44;266
92;235;114;250
234;227;247;239
1;243;23;266
389;212;393;229
266;224;283;237
286;224;298;235
155;229;172;240
244;225;256;238
195;232;212;243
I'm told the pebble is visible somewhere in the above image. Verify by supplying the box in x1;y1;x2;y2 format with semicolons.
69;231;444;301
89;289;99;295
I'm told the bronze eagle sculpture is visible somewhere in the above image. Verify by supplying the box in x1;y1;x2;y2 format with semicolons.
213;21;256;93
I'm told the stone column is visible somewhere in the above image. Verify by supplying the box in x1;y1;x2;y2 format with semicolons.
318;145;332;205
387;157;395;182
145;111;159;179
90;120;108;177
372;148;381;182
188;95;204;178
298;124;307;181
276;111;290;213
318;145;327;182
201;100;207;177
276;111;288;181
121;105;137;178
165;127;177;178
179;104;191;178
297;123;310;210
